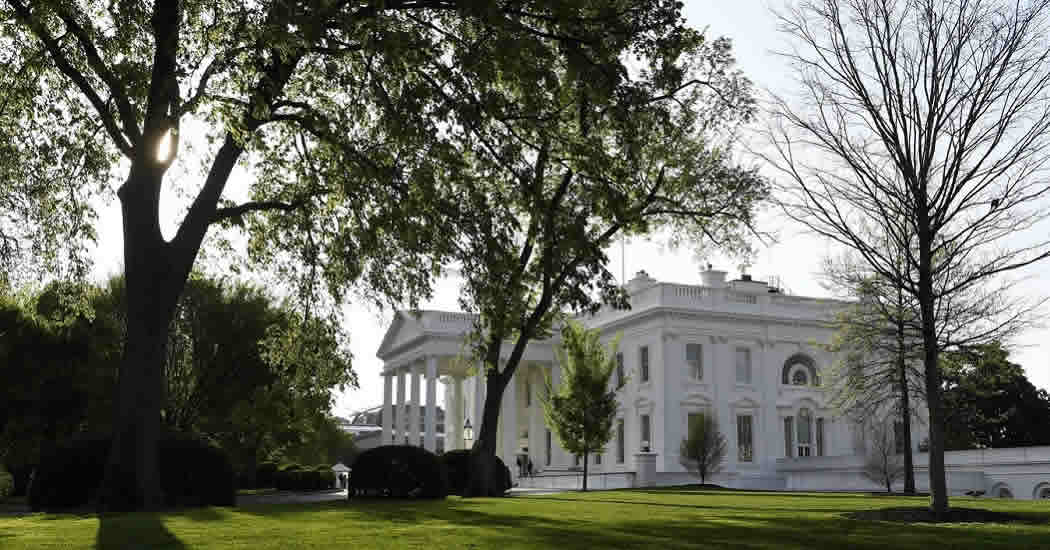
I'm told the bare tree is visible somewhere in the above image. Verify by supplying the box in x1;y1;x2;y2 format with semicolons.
765;0;1050;517
862;420;905;493
679;412;727;485
822;252;925;494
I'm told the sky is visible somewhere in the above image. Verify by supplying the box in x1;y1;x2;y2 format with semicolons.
88;0;1050;420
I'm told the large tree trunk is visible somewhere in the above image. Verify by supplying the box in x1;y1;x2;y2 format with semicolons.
918;217;949;518
466;353;510;497
97;164;198;511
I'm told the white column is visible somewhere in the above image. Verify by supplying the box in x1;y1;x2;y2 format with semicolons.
424;356;438;452
473;363;486;437
396;368;407;443
382;372;394;444
452;376;464;450
409;364;422;446
502;370;519;483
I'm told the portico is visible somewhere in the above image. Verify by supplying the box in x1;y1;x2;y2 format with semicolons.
376;311;557;478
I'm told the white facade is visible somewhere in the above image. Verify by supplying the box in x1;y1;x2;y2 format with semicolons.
375;268;1050;499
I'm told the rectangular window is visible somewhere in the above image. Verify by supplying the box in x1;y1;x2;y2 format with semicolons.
525;379;531;408
737;415;754;462
640;346;650;382
735;347;752;384
545;430;552;466
817;418;826;457
784;416;794;458
686;343;703;380
595;452;602;465
640;414;651;450
616;419;625;463
687;412;703;435
616;352;625;386
893;421;905;454
797;414;812;457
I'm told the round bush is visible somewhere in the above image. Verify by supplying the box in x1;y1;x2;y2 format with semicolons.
27;433;235;511
255;461;278;488
349;445;447;499
441;450;511;496
0;468;13;498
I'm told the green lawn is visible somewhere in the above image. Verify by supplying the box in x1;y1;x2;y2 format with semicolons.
2;489;1049;549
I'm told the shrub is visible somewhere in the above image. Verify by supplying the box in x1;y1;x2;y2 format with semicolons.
27;433;236;511
270;465;334;491
0;468;13;498
255;461;278;488
158;433;236;507
441;450;511;496
349;445;447;499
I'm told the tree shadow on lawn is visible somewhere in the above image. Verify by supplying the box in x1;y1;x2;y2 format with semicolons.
228;496;1050;550
514;494;858;515
401;500;1050;549
95;507;224;550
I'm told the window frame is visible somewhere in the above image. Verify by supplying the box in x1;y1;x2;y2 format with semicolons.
686;342;703;381
737;414;754;463
735;346;752;384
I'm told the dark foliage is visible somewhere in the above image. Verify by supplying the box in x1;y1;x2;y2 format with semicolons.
271;464;334;491
441;450;511;497
255;461;279;489
942;343;1050;450
348;445;447;499
27;434;235;511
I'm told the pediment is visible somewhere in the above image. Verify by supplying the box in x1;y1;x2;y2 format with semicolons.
681;393;712;407
730;397;761;409
376;310;426;359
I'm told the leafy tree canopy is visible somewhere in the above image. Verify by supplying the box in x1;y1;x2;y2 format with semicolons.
942;342;1050;450
542;320;623;490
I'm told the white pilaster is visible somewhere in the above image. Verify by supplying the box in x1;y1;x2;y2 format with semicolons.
382;372;393;444
409;364;422;446
473;363;486;439
451;376;464;450
396;368;407;443
424;356;438;452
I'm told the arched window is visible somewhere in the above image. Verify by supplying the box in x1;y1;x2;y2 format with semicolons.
1035;483;1050;500
992;483;1014;499
781;354;820;386
791;368;809;386
797;408;813;457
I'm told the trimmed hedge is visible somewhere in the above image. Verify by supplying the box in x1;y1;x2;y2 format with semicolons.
272;465;335;491
27;434;235;511
349;445;447;499
441;450;512;496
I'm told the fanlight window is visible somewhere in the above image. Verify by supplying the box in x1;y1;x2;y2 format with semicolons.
791;368;809;386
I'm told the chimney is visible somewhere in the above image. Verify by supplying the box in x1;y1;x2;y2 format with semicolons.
700;264;727;288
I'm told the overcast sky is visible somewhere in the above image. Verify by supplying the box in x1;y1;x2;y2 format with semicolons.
88;1;1050;419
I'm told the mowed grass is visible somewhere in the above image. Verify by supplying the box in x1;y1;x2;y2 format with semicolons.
2;488;1049;549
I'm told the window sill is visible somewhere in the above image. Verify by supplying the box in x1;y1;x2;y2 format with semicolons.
734;384;757;392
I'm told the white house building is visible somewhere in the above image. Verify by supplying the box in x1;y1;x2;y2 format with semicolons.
375;267;1050;499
